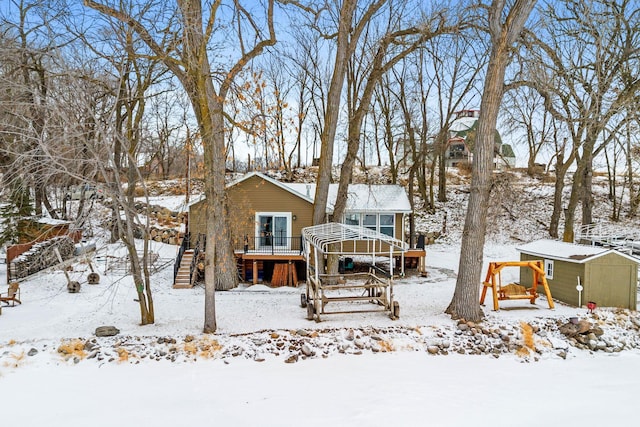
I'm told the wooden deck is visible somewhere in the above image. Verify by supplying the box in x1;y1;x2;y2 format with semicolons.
233;248;427;285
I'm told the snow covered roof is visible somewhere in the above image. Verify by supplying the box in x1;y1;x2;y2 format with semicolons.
285;182;411;213
227;172;412;214
516;239;639;264
36;217;72;226
449;116;477;133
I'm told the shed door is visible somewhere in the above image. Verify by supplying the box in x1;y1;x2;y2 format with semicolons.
589;265;633;309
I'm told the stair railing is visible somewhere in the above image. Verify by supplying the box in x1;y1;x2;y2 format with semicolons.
173;232;191;283
189;233;205;285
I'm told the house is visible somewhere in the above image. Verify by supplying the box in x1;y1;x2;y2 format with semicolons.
185;172;424;285
444;109;515;169
517;239;638;310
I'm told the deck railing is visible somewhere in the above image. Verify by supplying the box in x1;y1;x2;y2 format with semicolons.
236;234;304;255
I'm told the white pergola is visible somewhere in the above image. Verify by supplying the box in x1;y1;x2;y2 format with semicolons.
302;222;407;280
301;222;406;321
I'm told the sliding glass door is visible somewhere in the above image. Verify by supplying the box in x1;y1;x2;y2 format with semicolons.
257;213;291;249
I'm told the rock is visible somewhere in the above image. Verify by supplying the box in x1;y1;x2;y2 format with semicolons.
344;329;355;341
95;326;120;337
284;354;298;363
427;346;439;355
577;320;592;334
548;337;569;350
301;344;314;357
296;329;309;337
28;348;38;356
457;324;469;332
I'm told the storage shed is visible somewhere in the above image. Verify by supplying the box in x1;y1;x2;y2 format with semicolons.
517;239;638;310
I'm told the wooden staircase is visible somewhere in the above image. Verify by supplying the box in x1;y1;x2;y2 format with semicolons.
173;249;195;289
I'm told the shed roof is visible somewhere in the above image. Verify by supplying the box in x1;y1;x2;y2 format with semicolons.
517;239;639;264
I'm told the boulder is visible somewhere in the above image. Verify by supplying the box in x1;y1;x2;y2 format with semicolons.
95;326;120;337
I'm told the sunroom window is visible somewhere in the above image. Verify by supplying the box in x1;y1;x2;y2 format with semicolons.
343;213;395;238
344;213;360;226
379;214;394;237
363;214;377;232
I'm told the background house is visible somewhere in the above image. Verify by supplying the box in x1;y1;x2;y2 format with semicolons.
444;109;515;169
517;239;638;310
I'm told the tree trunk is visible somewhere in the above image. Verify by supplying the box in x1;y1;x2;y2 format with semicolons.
437;131;448;202
581;150;594;226
446;0;536;322
563;138;595;242
548;165;567;238
312;0;356;226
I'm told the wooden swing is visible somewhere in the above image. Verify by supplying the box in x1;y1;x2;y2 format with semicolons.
480;260;555;311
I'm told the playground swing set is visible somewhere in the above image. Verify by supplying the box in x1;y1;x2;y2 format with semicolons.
480;260;555;311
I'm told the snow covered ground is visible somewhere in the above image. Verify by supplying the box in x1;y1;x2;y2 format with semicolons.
2;172;640;426
1;236;639;426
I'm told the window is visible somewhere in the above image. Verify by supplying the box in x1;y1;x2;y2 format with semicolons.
379;214;394;237
544;259;554;279
342;212;396;238
363;214;377;232
256;213;291;248
344;213;360;226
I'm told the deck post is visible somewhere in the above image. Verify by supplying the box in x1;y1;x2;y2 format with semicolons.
253;260;258;285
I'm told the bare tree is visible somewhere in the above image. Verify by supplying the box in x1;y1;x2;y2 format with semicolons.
332;3;468;227
0;0;73;218
520;0;640;242
146;86;191;179
446;0;537;322
86;0;276;333
425;30;485;203
502;85;553;176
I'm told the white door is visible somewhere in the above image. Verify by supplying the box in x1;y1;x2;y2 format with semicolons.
257;213;291;249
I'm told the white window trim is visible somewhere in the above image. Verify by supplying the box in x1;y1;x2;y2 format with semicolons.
544;259;554;280
342;212;396;238
255;212;292;249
